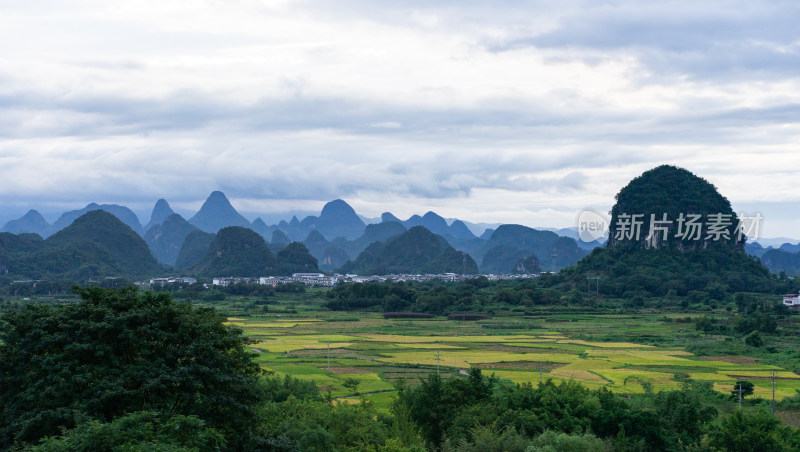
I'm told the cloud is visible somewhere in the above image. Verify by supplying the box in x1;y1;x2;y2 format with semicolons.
0;0;798;236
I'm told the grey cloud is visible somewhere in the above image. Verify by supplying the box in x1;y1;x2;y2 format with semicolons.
487;2;800;81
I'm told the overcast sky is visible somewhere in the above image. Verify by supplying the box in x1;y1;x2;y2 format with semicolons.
1;0;799;237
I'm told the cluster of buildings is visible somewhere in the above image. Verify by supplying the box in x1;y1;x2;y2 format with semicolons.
144;272;541;289
209;272;540;287
149;277;197;286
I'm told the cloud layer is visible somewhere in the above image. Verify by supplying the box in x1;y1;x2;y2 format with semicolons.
0;0;798;236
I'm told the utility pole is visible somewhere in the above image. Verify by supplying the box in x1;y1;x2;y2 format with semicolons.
539;362;543;383
771;372;776;415
738;383;743;409
435;350;441;376
327;342;330;371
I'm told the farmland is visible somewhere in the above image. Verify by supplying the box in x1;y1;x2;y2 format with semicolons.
227;303;800;412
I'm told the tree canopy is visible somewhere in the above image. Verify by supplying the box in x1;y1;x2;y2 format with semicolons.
0;286;264;450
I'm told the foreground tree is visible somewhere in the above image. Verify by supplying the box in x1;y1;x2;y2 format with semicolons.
0;286;264;450
28;411;225;452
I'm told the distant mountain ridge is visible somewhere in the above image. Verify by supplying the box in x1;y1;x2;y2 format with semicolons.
1;210;53;238
1;191;676;277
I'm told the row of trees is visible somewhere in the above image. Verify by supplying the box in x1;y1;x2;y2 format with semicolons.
325;279;563;314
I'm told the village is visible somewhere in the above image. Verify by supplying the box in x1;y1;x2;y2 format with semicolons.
147;272;540;288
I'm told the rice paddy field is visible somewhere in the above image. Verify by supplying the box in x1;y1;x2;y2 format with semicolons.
227;310;800;411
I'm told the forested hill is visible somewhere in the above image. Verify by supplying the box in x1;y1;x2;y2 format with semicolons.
1;210;162;280
340;226;478;275
550;165;777;299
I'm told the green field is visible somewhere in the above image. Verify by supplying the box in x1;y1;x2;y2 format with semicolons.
233;311;800;410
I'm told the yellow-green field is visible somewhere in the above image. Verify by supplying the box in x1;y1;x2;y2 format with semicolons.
236;314;800;410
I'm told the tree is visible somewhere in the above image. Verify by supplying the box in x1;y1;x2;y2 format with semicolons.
731;381;755;400
0;286;265;450
28;411;225;452
744;330;764;347
343;377;362;395
711;410;794;452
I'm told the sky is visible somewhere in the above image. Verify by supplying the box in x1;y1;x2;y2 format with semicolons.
1;0;799;238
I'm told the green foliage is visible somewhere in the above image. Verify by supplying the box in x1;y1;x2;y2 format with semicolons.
731;381;755;399
144;213;198;267
608;165;743;250
260;396;410;452
0;211;162;280
527;430;611;452
326;278;560;313
342;378;362;395
275;242;320;275
481;245;538;274
737;312;778;335
442;425;530;452
744;330;764;347
28;411;225;452
393;371;721;451
262;374;323;403
553;243;777;300
711;409;800;452
0;286;264;450
174;230;216;269
194;226;276;277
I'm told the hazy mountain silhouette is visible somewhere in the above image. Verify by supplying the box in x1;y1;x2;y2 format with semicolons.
189;191;251;233
144;199;175;232
314;199;366;240
1;210;53;238
53;203;143;235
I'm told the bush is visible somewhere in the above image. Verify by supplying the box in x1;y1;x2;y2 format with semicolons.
744;331;764;347
447;313;491;321
383;312;436;319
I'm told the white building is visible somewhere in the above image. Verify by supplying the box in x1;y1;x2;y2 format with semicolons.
212;277;254;287
783;294;800;308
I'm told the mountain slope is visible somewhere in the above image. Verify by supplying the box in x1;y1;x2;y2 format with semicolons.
188;191;251;233
275;242;320;274
144;214;198;266
314;199;366;240
191;226;276;276
1;210;53;238
481;245;541;274
175;230;216;270
449;220;476;240
478;225;586;272
554;165;776;298
144;199;176;232
420;212;450;237
7;210;162;279
53;203;143;235
340;226;478;275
